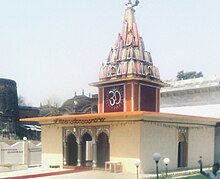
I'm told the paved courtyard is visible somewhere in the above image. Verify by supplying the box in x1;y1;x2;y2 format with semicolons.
36;170;137;179
0;167;139;179
0;166;204;179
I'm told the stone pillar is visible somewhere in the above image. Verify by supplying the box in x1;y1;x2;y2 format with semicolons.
22;137;28;165
77;139;81;166
92;140;97;168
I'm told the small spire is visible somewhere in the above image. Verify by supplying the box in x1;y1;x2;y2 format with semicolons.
82;89;84;95
74;92;77;97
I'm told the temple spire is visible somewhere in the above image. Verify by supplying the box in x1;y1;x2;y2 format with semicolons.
98;0;161;82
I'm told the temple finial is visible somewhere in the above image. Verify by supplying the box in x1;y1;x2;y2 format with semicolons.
126;0;140;7
132;0;140;7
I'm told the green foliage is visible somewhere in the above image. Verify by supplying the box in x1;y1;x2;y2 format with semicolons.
176;174;206;179
142;172;207;179
176;71;203;80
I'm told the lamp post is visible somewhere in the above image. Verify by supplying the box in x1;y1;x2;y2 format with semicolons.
153;153;161;179
134;159;141;179
163;158;170;178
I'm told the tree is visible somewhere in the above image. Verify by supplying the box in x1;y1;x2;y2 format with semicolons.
39;96;61;116
41;96;61;108
177;70;203;80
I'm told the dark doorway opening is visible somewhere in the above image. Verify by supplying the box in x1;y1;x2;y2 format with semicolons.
97;132;110;168
67;133;78;166
178;133;188;167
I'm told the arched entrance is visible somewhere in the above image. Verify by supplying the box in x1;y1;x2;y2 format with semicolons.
66;133;78;166
81;132;93;166
178;132;188;167
97;132;110;167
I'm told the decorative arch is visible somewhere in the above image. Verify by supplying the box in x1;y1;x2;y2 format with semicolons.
179;132;187;142
96;127;110;139
66;133;78;166
80;128;93;140
178;128;188;167
65;128;77;140
97;132;110;167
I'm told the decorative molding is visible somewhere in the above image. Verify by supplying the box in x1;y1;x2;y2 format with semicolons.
96;127;110;138
64;128;77;142
80;127;93;138
178;127;188;142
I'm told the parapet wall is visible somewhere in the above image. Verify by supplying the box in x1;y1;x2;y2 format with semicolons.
0;140;41;168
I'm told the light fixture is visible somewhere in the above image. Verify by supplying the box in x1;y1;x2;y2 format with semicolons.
134;159;141;179
153;153;161;179
163;158;170;177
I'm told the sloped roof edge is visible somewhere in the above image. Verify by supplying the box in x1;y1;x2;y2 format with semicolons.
20;111;220;126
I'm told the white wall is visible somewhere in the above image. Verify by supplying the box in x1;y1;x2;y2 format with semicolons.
161;104;220;118
188;126;214;168
140;122;215;173
140;122;177;173
41;125;63;168
0;140;41;166
110;122;140;173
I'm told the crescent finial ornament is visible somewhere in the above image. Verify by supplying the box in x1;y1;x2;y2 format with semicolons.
126;0;140;7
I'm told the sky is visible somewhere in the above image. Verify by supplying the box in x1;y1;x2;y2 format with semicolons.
0;0;220;107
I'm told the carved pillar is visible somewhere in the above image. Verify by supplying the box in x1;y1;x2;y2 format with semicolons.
63;140;67;165
92;139;97;168
77;139;81;166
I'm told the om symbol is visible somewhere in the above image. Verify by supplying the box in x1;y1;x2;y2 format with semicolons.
108;89;122;106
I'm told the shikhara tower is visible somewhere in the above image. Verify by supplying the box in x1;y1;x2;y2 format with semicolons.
92;0;166;113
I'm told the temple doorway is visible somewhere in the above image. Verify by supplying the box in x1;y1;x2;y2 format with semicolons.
97;132;110;167
81;132;93;166
178;132;188;167
66;133;78;166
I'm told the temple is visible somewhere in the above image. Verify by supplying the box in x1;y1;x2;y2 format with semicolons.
21;1;220;173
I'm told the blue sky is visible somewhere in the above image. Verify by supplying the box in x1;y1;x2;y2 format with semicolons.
0;0;220;106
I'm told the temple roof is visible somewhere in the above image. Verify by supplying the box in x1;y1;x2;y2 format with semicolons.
97;1;165;86
59;94;92;115
20;111;220;126
162;76;220;92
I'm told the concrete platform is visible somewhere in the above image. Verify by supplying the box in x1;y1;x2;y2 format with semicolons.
0;164;28;173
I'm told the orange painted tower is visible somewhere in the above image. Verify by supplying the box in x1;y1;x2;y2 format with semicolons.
92;0;167;113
